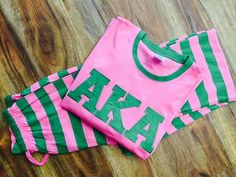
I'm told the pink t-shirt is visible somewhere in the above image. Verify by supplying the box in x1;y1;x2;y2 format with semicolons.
62;16;202;159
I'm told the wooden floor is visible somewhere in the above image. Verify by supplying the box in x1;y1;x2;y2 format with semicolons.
0;0;236;176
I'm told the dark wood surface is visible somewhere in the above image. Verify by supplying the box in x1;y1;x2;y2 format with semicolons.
0;0;236;176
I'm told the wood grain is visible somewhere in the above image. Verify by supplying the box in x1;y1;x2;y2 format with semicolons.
0;0;236;176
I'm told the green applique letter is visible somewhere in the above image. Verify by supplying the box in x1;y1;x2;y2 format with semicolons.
68;69;110;113
95;85;141;133
124;107;164;153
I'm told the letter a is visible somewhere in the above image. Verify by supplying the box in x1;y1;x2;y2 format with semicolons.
68;69;110;113
124;107;164;153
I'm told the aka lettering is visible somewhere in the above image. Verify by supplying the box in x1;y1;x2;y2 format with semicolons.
68;69;164;153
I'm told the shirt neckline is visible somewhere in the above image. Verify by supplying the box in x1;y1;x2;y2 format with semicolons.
132;31;194;82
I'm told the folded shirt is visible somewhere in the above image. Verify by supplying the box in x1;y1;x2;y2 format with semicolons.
61;16;203;159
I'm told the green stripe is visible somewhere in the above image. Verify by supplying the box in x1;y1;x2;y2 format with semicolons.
181;101;203;118
5;95;15;107
53;78;69;98
165;38;179;48
57;70;69;78
188;32;198;38
198;32;229;102
171;117;186;130
12;142;23;154
38;77;49;87
181;101;192;113
21;87;31;96
208;104;219;111
72;71;79;79
77;65;82;70
53;78;89;149
180;38;196;59
189;111;203;121
16;98;47;152
3;109;27;152
34;87;69;153
195;82;209;107
93;128;107;145
162;133;170;139
5;95;24;154
68;112;89;149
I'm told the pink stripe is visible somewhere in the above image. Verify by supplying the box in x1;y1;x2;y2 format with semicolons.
12;94;23;100
166;123;177;135
180;114;194;125
197;30;206;34
30;82;40;93
178;35;188;42
61;75;88;150
44;83;78;152
160;41;168;48
166;124;177;134
174;35;188;45
207;29;236;101
9;128;16;150
166;35;187;52
62;75;99;147
189;36;219;106
81;122;99;147
8;104;37;152
219;102;228;106
24;93;58;153
170;41;182;54
62;75;75;88
67;66;79;74
48;73;59;82
198;107;211;116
